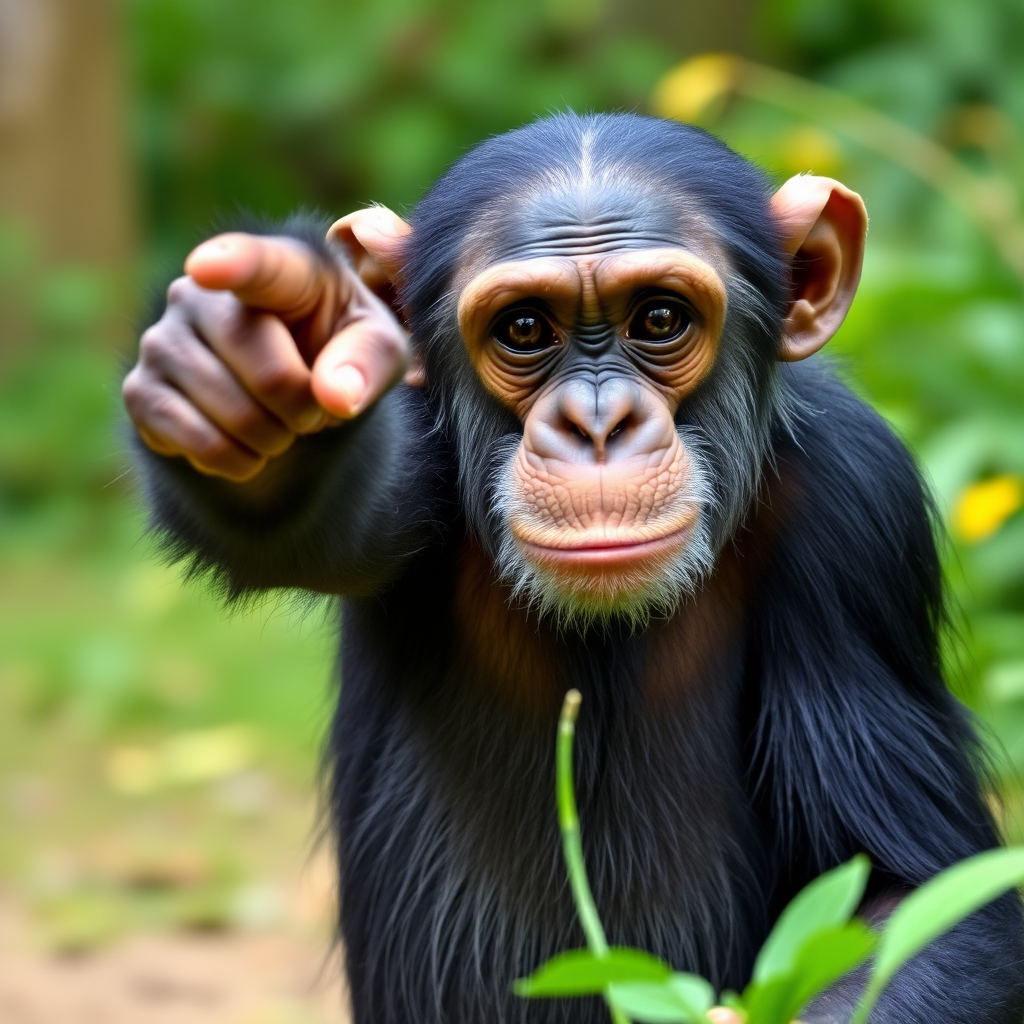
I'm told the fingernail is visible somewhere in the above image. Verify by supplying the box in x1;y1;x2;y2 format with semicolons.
189;238;232;262
332;364;366;412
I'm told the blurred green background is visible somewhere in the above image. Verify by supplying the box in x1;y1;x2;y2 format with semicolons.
0;0;1022;1016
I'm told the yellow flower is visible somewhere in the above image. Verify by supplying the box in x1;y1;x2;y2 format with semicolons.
953;475;1023;542
779;126;842;177
651;54;740;124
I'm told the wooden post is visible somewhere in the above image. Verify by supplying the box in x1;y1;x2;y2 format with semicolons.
0;0;136;360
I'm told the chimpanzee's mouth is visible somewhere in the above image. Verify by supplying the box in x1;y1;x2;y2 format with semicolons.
517;525;692;567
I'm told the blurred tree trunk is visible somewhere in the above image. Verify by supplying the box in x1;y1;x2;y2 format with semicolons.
0;0;135;362
607;0;760;58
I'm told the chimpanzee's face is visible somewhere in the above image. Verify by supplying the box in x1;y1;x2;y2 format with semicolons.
453;181;733;625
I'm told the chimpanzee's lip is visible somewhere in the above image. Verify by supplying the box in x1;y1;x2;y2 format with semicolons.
518;526;691;566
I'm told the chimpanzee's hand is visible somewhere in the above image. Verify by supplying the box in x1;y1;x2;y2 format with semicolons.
123;232;410;482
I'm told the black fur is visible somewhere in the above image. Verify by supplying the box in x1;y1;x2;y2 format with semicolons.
132;112;1024;1024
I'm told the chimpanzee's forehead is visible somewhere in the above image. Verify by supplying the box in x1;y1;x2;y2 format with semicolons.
459;174;724;269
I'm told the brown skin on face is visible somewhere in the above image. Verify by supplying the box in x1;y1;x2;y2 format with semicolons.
456;247;728;604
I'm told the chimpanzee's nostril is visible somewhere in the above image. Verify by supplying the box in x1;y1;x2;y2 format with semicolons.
568;420;590;443
554;380;643;452
561;412;634;448
608;416;629;441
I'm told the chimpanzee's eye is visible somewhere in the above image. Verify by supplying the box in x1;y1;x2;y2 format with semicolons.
626;296;692;343
492;307;559;354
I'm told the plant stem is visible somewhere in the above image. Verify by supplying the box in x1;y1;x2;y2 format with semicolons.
557;691;631;1024
849;988;876;1024
558;689;608;956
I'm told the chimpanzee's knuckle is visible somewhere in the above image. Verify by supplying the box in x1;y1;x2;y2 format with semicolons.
125;379;180;435
166;276;193;306
138;325;163;360
138;324;180;370
121;370;149;420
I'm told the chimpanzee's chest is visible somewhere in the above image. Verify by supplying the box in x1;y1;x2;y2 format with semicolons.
330;544;767;1024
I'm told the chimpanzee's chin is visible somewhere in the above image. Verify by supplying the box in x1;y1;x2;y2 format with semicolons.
500;528;714;630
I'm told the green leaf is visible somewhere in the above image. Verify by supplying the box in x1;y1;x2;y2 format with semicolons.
752;855;871;984
787;922;876;1013
669;974;717;1015
514;948;672;997
607;973;715;1023
719;990;744;1011
852;848;1024;1024
744;922;876;1024
741;973;798;1024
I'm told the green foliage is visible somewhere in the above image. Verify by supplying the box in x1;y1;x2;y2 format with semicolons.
514;949;672;996
852;847;1024;1024
750;857;870;984
742;923;877;1024
607;977;716;1024
124;0;675;269
517;693;1024;1024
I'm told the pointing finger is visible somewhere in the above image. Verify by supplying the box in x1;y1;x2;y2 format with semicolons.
185;233;341;322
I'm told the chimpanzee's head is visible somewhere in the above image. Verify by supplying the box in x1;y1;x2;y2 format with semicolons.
330;112;866;627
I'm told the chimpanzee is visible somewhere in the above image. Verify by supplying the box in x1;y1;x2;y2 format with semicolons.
123;112;1024;1024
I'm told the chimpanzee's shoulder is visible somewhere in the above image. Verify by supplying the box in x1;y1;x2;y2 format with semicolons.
762;360;942;613
777;359;928;513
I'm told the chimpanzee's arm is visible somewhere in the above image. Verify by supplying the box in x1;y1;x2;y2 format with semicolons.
133;382;450;597
802;895;1024;1024
750;365;1024;1024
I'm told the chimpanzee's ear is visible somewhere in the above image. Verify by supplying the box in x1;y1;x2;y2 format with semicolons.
770;175;867;362
327;206;411;296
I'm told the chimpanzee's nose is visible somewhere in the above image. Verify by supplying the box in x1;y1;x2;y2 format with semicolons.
523;376;680;468
557;378;637;458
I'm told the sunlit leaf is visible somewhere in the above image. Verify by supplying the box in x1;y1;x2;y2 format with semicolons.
752;855;870;984
741;973;797;1024
515;948;672;997
607;974;715;1023
669;974;717;1014
160;724;257;785
852;848;1024;1024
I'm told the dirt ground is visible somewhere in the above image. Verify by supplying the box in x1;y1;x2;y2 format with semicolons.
0;852;349;1024
0;918;347;1024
